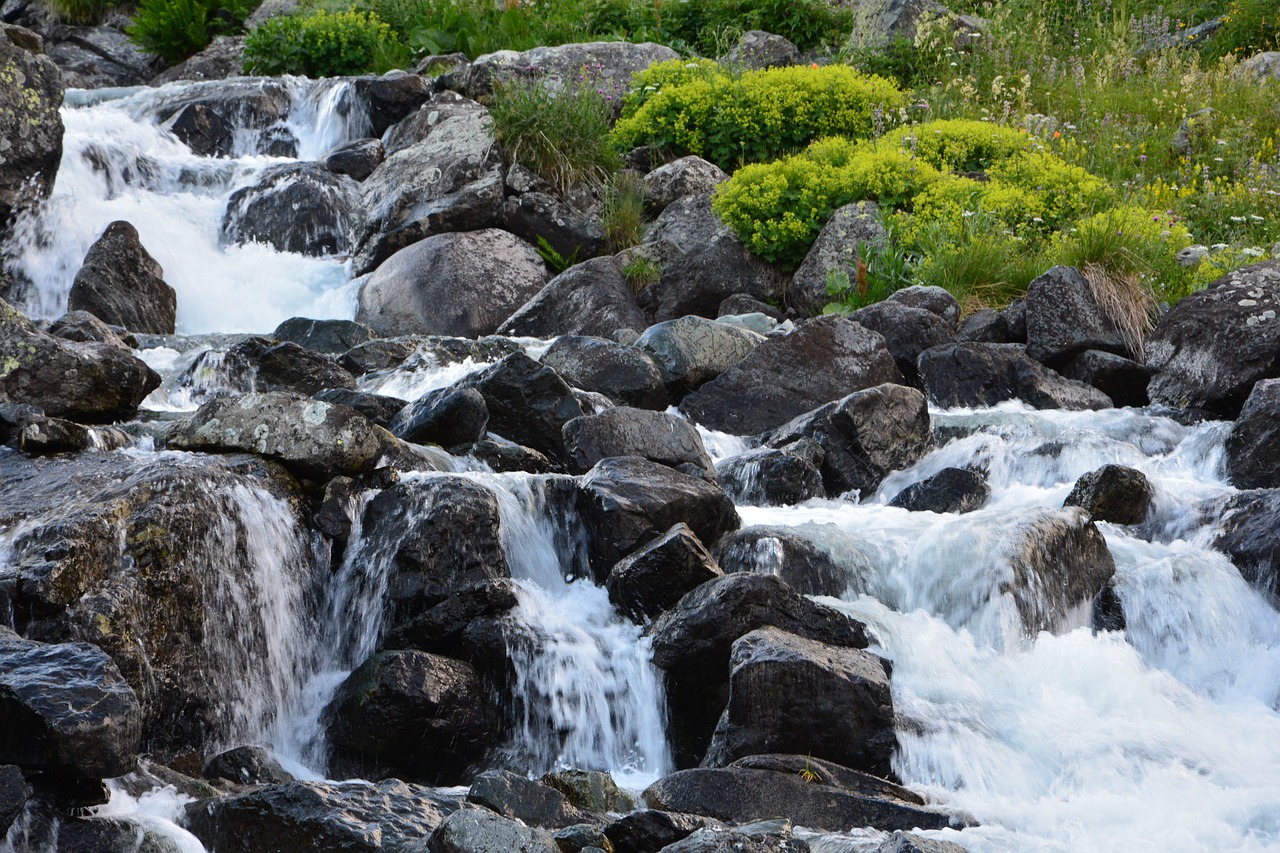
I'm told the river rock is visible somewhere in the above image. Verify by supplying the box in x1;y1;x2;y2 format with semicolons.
0;630;141;779
149;34;244;85
1;299;160;423
390;386;489;447
448;41;678;101
273;317;374;355
11;413;99;455
681;317;905;436
451;352;583;465
563;407;714;478
221;162;362;257
553;822;614;853
767;383;932;499
0;764;28;839
46;19;158;89
311;389;405;429
539;336;666;410
0;29;63;231
357;229;549;337
502;190;605;262
576;456;739;582
636;315;765;400
1213;489;1280;598
722;30;802;69
889;285;961;327
382;579;521;664
918;342;1113;410
542;769;634;814
703;627;896;776
1146;260;1280;416
715;448;825;507
1025;265;1134;366
228;337;358;396
648;573;868;766
646;193;733;254
467;770;597;829
789;202;885;317
428;805;560;853
889;467;989;514
167;391;402;480
67;220;177;334
850;300;955;386
323;137;385;182
712;526;858;598
187;778;462;853
607;523;724;623
148;78;292;153
1061;349;1152;408
639;231;785;323
351;72;435;139
643;157;728;212
167;102;234;158
202;745;294;787
875;831;968;853
1063;464;1154;524
352;92;504;274
1226;378;1280;490
957;308;1010;343
44;310;132;348
498;256;647;339
326;649;498;784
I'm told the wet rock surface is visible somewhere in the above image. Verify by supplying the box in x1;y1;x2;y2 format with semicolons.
68;220;176;334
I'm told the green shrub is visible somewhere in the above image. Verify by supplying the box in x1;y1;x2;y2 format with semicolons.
877;119;1033;173
128;0;251;63
614;64;907;170
908;207;1038;313
620;58;727;121
48;0;114;25
601;171;646;252
1198;0;1279;60
242;10;405;77
660;0;851;55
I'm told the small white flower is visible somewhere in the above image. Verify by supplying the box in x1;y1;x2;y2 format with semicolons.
1214;157;1225;162
1251;215;1265;221
1212;242;1229;249
1242;247;1265;257
1231;216;1247;222
1032;216;1044;222
962;210;975;217
1216;139;1228;145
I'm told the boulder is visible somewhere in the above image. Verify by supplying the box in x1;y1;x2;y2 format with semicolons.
44;310;132;348
722;30;802;69
1226;378;1280;490
149;34;244;85
704;627;896;776
1235;50;1280;82
312;388;407;428
0;30;63;231
1024;265;1133;367
875;831;968;853
845;0;986;50
642;157;729;212
767;383;933;499
1;299;160;423
889;285;961;327
466;770;597;829
888;467;989;514
917;342;1113;410
357;229;549;337
68;220;176;334
42;24;160;89
350;72;435;139
639;232;785;323
539;335;667;410
562;406;715;477
448;41;679;101
221;162;362;257
712;526;859;598
1145;260;1280;416
450;352;583;465
467;439;555;474
0;764;28;839
502;190;606;261
648;573;868;766
680;317;905;436
224;337;358;396
186;779;461;853
382;88;486;156
850;300;955;386
1061;349;1152;408
202;746;294;787
1063;464;1154;524
553;823;614;853
576;456;739;581
166;102;234;158
390;386;489;447
273;317;375;355
636;315;765;400
606;523;724;623
0;630;141;779
498;256;647;339
541;769;634;814
351;92;504;274
715;448;825;507
429;806;559;853
1214;490;1280;598
605;810;724;853
718;294;786;322
789;202;885;317
382;579;521;662
148;78;293;155
325;649;498;784
957;308;1010;343
339;336;421;375
166;391;401;480
645;193;733;254
323;137;385;182
1002;297;1028;341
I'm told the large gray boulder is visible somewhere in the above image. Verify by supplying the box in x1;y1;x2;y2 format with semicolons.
846;0;986;50
680;317;905;436
221;162;362;257
498;256;647;339
722;30;802;69
46;20;159;89
448;41;679;101
1214;489;1280;598
357;229;549;337
465;770;597;830
850;299;955;386
147;77;293;157
562;406;715;478
1227;378;1280;489
918;342;1113;410
636;315;765;400
539;335;667;410
607;523;724;624
1025;265;1134;367
1146;260;1280;416
643;157;729;212
0;28;63;232
789;201;885;317
429;806;559;853
1063;464;1154;525
149;34;245;85
67;220;177;334
638;231;785;323
645;192;734;253
713;525;864;598
501;190;605;261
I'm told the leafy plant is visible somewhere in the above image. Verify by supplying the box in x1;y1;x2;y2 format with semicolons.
536;235;580;273
601;171;647;253
48;0;116;25
621;255;663;290
824;224;915;313
128;0;251;63
242;9;406;77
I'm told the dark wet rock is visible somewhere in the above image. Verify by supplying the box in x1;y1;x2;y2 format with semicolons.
326;649;498;785
789;202;885;317
767;383;933;499
658;824;808;853
712;526;856;598
149;78;292;147
390;386;489;447
642;157;728;212
957;308;1010;343
1064;464;1154;525
704;627;896;776
642;762;952;834
1025;265;1134;366
1061;349;1152;408
149;34;243;85
1002;297;1028;342
0;630;141;778
639;231;785;323
202;746;294;787
46;310;132;348
351;72;435;139
221;162;362;257
1091;579;1127;634
1226;378;1280;490
553;822;615;853
187;778;462;853
577;456;739;582
274;317;375;355
722;29;801;69
311;389;406;429
888;285;961;327
0;30;63;231
454;352;583;466
605;810;724;853
428;805;560;853
499;256;648;340
383;579;520;661
681;317;904;436
502;190;605;262
539;336;666;410
563;407;714;478
875;830;968;853
716;448;825;507
645;193;733;254
1146;260;1280;417
339;336;420;375
323;137;385;182
636;315;764;401
0;764;28;839
228;338;358;396
447;41;678;101
467;770;597;829
542;770;634;814
167;391;402;480
166;102;233;158
357;229;549;338
1;299;160;423
648;573;868;766
381;88;485;156
46;20;158;88
10;413;101;455
1214;489;1280;598
889;467;989;514
607;523;724;624
68;220;176;334
465;438;554;474
850;300;955;387
918;342;1113;410
718;295;786;322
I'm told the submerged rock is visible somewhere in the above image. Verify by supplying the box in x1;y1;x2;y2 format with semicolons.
1063;464;1154;524
712;526;858;598
221;162;362;257
889;467;989;514
715;448;825;507
1214;489;1280;599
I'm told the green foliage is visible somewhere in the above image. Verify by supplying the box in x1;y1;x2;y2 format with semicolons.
601;171;647;252
613;64;907;171
47;0;115;25
128;0;251;63
1198;0;1279;61
536;235;580;273
908;207;1038;313
242;10;405;77
489;68;621;195
620;58;726;121
621;255;663;290
657;0;850;55
877;119;1032;172
824;222;915;314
